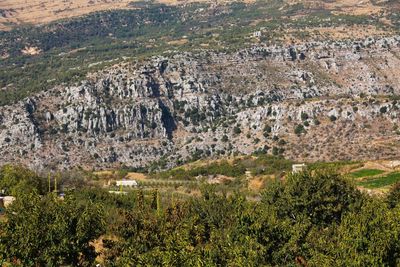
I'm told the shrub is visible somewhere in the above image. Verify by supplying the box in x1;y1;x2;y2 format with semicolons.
294;124;305;135
301;112;309;121
233;126;242;135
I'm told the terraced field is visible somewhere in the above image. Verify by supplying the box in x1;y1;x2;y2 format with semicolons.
358;172;400;189
346;162;400;190
350;169;385;179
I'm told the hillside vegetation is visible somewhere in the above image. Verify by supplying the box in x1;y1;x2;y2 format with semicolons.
0;0;399;105
0;0;397;30
0;0;253;30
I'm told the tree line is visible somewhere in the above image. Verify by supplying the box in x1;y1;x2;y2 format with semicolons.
0;165;399;266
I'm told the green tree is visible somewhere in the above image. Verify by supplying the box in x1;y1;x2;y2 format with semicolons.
0;192;105;266
262;170;362;227
0;165;45;196
386;182;400;208
326;199;400;266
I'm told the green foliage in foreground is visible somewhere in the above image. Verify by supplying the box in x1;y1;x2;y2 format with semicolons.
0;193;105;266
0;168;399;266
359;172;400;189
262;171;363;227
387;182;400;209
0;164;46;196
350;168;385;179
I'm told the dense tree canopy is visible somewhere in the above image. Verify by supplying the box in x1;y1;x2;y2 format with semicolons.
387;182;400;209
0;168;399;266
262;170;363;226
0;165;45;196
0;193;105;266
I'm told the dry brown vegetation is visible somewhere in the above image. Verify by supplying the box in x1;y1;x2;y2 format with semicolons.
287;0;394;16
0;0;134;30
0;0;254;30
1;0;395;31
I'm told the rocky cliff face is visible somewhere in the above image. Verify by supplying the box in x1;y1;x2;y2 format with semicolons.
1;35;400;170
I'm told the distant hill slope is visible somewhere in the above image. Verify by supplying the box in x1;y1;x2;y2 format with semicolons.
0;0;130;30
1;0;399;107
0;0;250;30
0;0;398;30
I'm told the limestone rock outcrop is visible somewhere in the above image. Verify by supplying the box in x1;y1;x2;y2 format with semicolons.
1;35;400;169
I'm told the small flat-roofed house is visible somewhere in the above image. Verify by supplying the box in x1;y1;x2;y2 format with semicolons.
292;164;307;174
253;31;262;38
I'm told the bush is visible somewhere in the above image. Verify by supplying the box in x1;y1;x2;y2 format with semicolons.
301;112;309;121
263;125;272;133
233;126;242;135
294;124;306;135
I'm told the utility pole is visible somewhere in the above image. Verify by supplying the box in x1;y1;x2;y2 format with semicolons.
54;172;58;194
157;190;161;216
54;172;61;194
48;173;51;193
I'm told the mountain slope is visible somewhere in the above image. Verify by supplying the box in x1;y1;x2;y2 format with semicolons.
1;35;400;169
0;0;397;31
0;0;237;30
1;0;399;106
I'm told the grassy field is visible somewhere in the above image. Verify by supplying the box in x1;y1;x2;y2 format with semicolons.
350;169;385;179
358;172;400;189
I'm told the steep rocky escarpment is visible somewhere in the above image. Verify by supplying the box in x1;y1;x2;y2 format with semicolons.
1;35;400;169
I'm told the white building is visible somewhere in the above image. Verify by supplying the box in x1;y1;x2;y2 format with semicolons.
0;196;16;208
292;164;307;174
116;180;138;187
253;31;262;38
